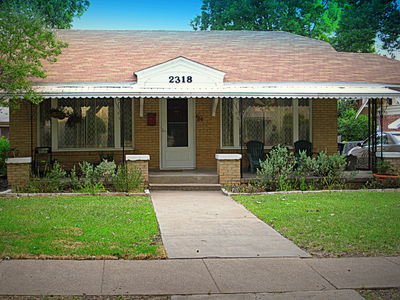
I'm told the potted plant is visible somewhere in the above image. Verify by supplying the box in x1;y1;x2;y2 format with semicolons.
66;113;82;127
373;160;399;179
49;108;67;119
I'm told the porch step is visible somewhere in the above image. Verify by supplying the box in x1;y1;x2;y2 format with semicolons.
149;183;221;191
149;174;219;184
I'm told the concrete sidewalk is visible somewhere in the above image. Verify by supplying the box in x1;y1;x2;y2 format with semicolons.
0;257;399;298
151;191;309;258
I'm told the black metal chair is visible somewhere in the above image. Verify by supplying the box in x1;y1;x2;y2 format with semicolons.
33;147;53;176
246;140;266;173
294;140;313;157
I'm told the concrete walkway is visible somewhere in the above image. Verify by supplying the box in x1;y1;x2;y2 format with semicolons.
151;191;310;258
0;257;399;298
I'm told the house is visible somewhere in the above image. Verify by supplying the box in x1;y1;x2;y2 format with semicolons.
6;30;400;188
383;94;400;131
0;107;9;139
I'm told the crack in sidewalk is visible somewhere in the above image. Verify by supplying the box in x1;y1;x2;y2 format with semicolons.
202;259;221;293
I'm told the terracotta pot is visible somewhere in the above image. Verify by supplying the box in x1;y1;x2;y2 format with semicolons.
373;173;400;179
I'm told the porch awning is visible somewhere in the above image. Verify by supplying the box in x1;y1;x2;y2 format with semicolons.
34;82;400;100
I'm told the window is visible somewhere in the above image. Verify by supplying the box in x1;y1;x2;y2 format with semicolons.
221;98;311;148
38;98;133;150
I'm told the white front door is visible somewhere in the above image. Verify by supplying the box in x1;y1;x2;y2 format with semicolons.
160;98;195;169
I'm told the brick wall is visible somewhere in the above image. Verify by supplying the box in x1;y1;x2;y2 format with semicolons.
134;98;160;169
196;99;220;168
127;160;149;184
9;98;339;170
382;114;400;132
7;163;31;189
312;99;338;154
217;159;241;184
10;101;36;157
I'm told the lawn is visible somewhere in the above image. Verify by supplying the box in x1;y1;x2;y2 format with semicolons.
0;195;165;259
234;192;400;257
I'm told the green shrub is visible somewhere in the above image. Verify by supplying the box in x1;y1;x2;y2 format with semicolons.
75;181;106;193
22;162;67;193
78;161;97;185
112;164;143;192
0;137;10;175
257;145;296;191
76;160;117;192
313;152;347;189
95;159;117;185
254;145;348;191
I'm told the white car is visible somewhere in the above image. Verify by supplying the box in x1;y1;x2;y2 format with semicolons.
347;132;400;168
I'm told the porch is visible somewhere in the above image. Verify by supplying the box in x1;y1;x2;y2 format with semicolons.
7;79;400;190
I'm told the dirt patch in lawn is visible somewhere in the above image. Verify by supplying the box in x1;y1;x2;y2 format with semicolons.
358;288;400;300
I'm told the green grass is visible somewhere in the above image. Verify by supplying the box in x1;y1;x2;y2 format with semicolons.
234;192;400;257
0;196;165;259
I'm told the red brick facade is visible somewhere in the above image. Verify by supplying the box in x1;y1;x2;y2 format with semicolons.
10;98;338;170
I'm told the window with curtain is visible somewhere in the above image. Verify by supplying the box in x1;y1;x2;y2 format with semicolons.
58;98;114;148
221;98;311;148
38;99;51;147
38;98;133;149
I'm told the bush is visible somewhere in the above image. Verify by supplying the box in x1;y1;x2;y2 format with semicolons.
22;160;121;193
313;152;347;189
23;162;67;193
0;137;10;175
95;160;117;185
254;145;347;191
257;145;296;191
112;164;143;192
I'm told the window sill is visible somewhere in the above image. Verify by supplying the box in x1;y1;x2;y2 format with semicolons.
220;146;294;150
52;148;134;152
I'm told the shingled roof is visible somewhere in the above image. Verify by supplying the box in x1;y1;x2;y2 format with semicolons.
39;30;400;85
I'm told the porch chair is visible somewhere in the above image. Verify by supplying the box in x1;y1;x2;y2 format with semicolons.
294;140;313;158
33;147;53;176
246;140;266;173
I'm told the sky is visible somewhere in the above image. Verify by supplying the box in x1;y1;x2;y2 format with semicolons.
72;0;203;30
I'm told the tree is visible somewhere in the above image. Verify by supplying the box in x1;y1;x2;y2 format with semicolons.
338;107;369;141
192;0;400;57
0;0;90;29
0;0;89;106
332;0;400;56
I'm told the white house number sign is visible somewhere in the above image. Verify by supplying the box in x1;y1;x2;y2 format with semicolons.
169;76;193;83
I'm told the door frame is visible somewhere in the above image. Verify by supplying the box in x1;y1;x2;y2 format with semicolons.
159;98;196;170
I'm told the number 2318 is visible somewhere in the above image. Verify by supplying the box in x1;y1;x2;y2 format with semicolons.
169;76;192;83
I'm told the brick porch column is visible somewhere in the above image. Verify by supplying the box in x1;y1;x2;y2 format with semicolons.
6;157;32;190
215;154;242;185
377;153;400;173
125;155;150;184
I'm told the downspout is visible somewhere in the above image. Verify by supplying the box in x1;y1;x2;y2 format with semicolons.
121;98;125;165
367;99;371;170
371;98;378;171
240;97;243;179
380;98;383;162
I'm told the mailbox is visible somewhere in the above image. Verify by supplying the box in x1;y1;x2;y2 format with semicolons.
147;113;156;126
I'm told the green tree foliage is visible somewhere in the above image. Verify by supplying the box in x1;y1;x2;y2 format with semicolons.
192;0;400;56
332;0;400;55
0;0;89;29
338;108;369;141
0;0;89;106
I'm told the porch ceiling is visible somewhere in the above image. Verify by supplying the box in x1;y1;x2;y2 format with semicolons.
33;82;400;100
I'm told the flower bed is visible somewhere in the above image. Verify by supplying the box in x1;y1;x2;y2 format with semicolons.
19;160;144;193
